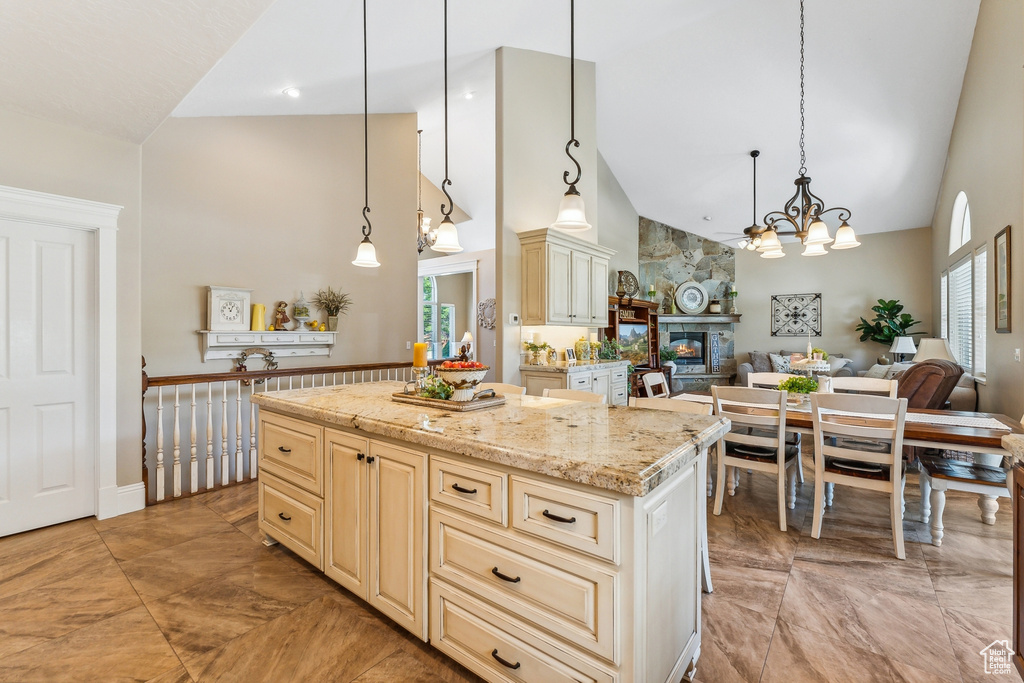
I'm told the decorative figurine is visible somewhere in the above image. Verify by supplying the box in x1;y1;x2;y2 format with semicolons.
273;301;290;330
292;292;311;331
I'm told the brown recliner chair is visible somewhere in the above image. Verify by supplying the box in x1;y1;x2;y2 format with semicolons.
894;359;964;410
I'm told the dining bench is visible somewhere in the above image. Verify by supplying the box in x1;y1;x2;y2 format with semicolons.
918;452;1010;546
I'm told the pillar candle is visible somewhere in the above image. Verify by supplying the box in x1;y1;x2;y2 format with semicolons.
413;343;428;368
251;304;266;332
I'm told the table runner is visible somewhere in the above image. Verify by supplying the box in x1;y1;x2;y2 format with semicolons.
672;393;1009;430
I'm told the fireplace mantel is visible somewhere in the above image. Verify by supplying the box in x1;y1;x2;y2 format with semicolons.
659;314;741;324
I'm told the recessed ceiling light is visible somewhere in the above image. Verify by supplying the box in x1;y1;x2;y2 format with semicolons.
282;87;301;98
703;215;713;221
464;91;475;100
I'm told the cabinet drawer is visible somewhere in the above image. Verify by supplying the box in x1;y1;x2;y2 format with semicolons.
214;333;255;344
259;412;322;495
510;476;620;563
259;473;323;569
610;367;628;385
610;386;628;407
298;333;332;343
569;374;592;391
432;510;617;662
260;333;296;344
430;456;507;525
430;580;616;683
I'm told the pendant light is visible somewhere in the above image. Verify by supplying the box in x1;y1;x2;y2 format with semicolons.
551;0;591;232
432;0;463;254
758;0;858;257
352;0;380;268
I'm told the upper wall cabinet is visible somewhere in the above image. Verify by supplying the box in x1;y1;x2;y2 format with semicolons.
519;229;615;327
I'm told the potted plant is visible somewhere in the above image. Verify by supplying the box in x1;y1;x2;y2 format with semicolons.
778;375;818;396
659;345;678;377
855;299;921;363
312;286;353;331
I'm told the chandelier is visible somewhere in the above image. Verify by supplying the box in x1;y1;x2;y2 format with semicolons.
351;0;380;268
429;0;464;254
551;0;591;232
743;0;859;258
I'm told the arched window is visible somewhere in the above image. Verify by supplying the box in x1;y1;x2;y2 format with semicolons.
948;191;971;255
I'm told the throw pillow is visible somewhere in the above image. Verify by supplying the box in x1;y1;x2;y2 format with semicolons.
863;364;889;379
769;353;791;373
748;351;772;374
827;356;853;375
885;362;914;379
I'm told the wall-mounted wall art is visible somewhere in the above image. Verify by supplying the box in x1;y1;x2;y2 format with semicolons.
771;293;822;337
995;225;1011;333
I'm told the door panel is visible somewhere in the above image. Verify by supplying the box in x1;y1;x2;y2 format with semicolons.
325;429;369;599
571;251;591;325
0;222;95;536
547;244;572;324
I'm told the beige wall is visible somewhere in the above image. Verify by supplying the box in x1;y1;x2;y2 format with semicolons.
598;150;640;293
735;228;933;371
930;0;1024;416
0;108;142;487
141;114;419;376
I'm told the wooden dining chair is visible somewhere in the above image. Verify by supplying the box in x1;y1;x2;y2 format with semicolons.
826;376;898;397
641;371;670;398
746;372;797;389
809;392;909;559
630;395;716;594
542;388;607;404
712;386;799;532
478;382;527;396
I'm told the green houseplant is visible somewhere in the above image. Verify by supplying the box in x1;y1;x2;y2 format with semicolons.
312;286;353;331
855;299;921;347
778;376;818;394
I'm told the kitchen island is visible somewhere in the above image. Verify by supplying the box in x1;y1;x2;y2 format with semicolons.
251;382;728;683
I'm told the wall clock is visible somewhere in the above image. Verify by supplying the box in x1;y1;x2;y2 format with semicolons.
675;281;709;314
207;286;252;331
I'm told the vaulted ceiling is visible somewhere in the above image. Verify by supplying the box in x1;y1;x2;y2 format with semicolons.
0;0;981;244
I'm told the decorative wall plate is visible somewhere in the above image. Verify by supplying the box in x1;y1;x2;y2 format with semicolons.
616;270;640;299
477;298;496;330
675;281;709;314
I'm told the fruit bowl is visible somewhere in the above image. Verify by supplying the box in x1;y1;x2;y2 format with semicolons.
434;362;489;401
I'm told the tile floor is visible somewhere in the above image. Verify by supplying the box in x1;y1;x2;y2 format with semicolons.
0;464;1017;682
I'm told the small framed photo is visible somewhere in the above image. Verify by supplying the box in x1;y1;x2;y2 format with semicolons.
564;347;576;363
995;225;1011;333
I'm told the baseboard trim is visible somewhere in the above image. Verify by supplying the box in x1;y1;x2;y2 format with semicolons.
96;482;146;520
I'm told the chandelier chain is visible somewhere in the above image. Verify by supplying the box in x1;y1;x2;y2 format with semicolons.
361;0;371;237
562;0;582;188
417;129;423;210
440;0;453;218
798;0;806;175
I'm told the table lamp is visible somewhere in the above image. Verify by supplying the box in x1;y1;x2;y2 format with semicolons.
889;336;917;363
458;331;474;360
913;338;956;363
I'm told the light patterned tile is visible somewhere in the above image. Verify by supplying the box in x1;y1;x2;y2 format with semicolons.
942;607;1019;683
703;561;790;617
0;533;115;601
693;595;775;683
351;650;448;682
99;504;237;561
199;481;259;525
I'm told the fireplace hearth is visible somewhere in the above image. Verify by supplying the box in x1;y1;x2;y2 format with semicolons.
669;331;706;366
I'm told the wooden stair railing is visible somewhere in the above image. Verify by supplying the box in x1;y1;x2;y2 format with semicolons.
141;357;441;505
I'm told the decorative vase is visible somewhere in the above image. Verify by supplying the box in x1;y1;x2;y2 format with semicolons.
574;337;590;362
709;300;722;314
327;315;338;331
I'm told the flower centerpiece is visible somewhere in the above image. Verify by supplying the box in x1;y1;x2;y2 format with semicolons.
778;375;818;402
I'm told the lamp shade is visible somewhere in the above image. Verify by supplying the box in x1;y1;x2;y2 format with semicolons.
913;338;956;362
756;230;782;251
889;336;917;355
831;221;860;249
803;219;833;245
801;242;827;257
551;190;592;231
761;247;785;259
431;216;463;253
460;331;473;344
352;236;380;268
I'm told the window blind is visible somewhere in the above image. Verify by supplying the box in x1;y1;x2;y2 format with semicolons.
973;247;987;378
940;271;948;340
947;257;972;369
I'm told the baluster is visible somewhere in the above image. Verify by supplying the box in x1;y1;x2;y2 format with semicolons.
249;383;257;480
300;375;305;389
172;386;181;498
206;384;214;489
221;381;229;485
235;380;243;482
288;377;293;390
189;385;198;494
275;377;281;391
155;387;165;502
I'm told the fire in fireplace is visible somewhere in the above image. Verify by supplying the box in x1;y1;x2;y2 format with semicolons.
668;331;706;365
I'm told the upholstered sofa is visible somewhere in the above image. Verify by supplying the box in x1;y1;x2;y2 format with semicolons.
736;349;855;387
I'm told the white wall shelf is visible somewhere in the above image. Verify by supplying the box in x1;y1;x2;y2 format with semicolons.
198;330;337;362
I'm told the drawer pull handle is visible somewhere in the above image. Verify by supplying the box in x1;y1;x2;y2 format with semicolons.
278;512;292;521
357;453;365;461
277;446;292;453
451;483;477;495
491;567;521;583
490;649;521;670
542;509;576;524
366;456;375;464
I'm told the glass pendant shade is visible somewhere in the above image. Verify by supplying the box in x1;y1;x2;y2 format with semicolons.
803;219;833;245
801;241;827;256
431;216;463;253
756;230;782;251
352;235;380;267
552;190;592;231
831;221;860;249
761;247;785;259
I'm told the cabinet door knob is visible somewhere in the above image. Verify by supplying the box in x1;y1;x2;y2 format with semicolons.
278;512;291;521
542;509;577;524
491;567;521;583
451;483;477;495
490;649;521;670
366;456;375;464
357;453;365;461
278;446;292;454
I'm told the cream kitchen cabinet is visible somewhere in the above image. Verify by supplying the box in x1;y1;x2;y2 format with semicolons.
519;228;614;327
520;361;629;406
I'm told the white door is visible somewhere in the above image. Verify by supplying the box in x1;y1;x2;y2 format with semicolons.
0;220;96;536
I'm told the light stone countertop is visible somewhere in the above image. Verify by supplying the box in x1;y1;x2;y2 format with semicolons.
1000;434;1024;464
252;381;728;497
519;360;630;374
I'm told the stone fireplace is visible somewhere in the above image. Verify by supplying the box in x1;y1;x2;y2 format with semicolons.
659;316;738;392
668;331;706;366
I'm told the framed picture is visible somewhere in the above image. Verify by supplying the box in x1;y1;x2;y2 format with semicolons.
995;225;1011;333
564;347;576;363
770;293;822;336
